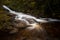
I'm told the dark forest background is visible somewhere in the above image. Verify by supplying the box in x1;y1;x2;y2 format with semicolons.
0;0;60;18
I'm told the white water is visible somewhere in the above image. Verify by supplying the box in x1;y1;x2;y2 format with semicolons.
3;5;49;23
3;5;60;30
40;18;60;22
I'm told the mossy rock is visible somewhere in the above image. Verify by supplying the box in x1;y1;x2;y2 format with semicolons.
0;11;14;31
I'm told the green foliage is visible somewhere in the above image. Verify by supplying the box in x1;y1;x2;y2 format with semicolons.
0;0;47;17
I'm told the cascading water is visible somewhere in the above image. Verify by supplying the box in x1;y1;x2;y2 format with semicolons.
3;5;60;31
3;5;49;23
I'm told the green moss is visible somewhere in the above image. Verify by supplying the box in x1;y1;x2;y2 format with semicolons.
0;11;12;30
